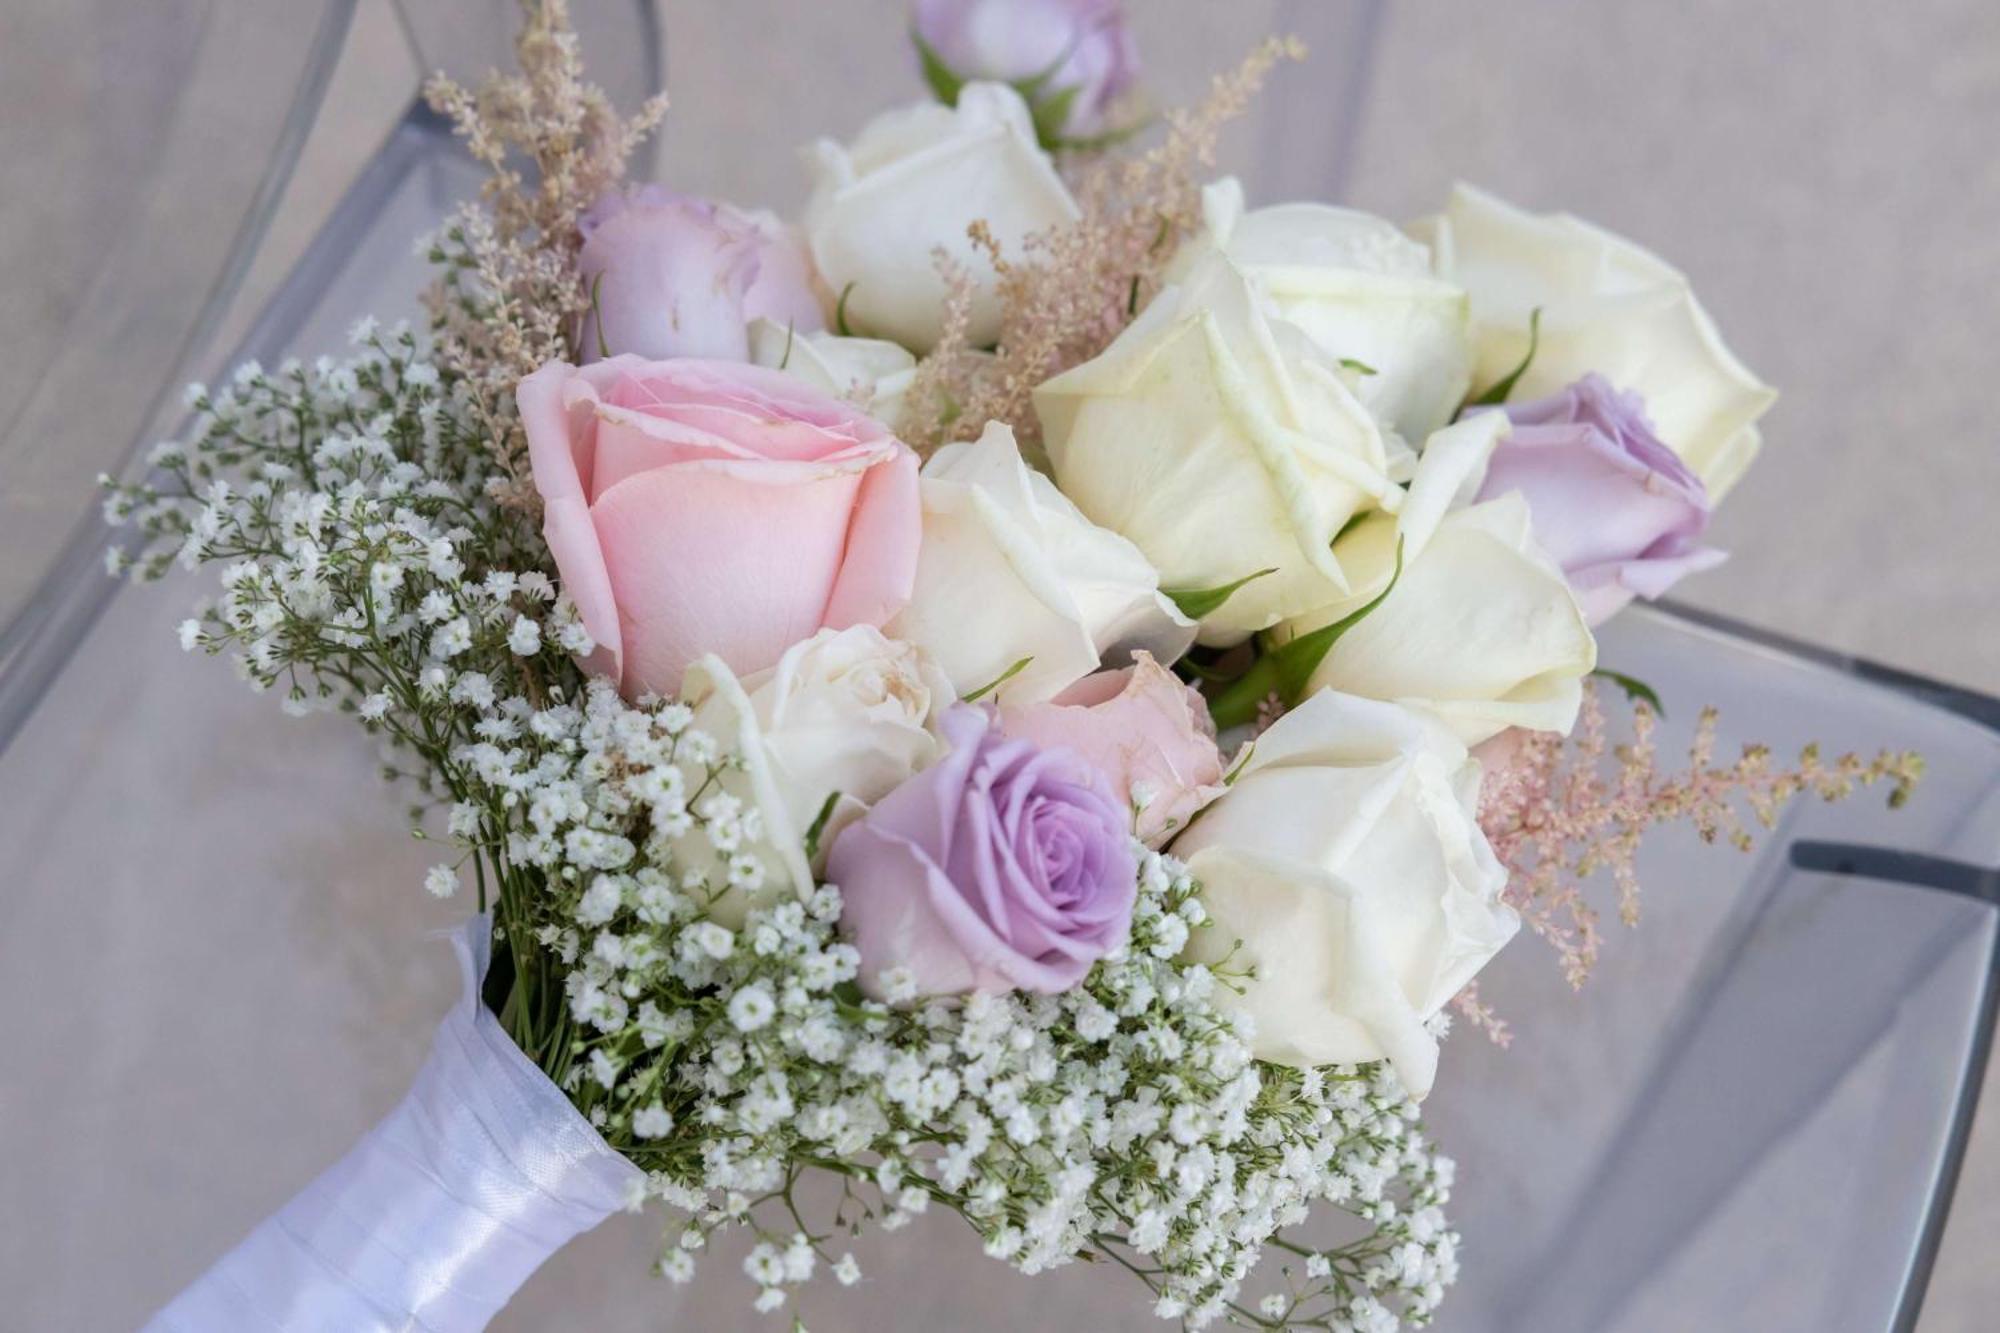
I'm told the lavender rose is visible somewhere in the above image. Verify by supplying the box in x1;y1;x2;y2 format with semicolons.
912;0;1138;140
1476;374;1726;625
577;187;825;364
827;703;1137;997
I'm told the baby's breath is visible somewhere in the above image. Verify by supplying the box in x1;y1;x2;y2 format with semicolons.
99;9;1465;1312
105;340;1455;1327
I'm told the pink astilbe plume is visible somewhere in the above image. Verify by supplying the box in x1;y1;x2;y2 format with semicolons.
422;0;669;509
900;37;1305;455
1449;980;1513;1048
1476;684;1923;995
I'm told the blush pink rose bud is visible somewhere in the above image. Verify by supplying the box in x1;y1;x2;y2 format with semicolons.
577;187;826;364
520;355;920;698
998;652;1227;846
912;0;1139;139
829;703;1138;997
1476;373;1726;625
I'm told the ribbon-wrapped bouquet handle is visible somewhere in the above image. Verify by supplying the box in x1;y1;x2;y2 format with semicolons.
146;918;641;1332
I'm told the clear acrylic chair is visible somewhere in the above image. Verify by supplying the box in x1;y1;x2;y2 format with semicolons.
0;5;1990;1332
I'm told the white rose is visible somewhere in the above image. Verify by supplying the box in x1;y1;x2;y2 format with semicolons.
748;318;918;429
887;421;1195;705
1175;689;1518;1098
1035;253;1403;645
1168;177;1473;447
679;626;952;925
1422;183;1777;497
805;82;1080;352
1278;411;1597;745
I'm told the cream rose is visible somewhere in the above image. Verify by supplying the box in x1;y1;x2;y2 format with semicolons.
1422;184;1777;498
748;318;918;429
1277;411;1597;745
1175;689;1518;1098
677;626;952;925
1169;177;1473;446
888;421;1194;705
805;83;1080;352
1035;253;1402;645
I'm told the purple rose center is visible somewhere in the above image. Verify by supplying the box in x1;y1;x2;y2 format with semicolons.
830;703;1137;996
952;732;1132;958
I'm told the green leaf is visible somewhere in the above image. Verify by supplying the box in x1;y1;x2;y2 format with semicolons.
963;656;1033;703
1162;567;1278;621
834;281;859;338
1339;358;1377;376
1592;667;1666;718
1332;509;1372;546
911;29;964;106
1029;84;1083;151
1208;540;1405;730
587;272;612;359
802;789;842;862
1467;307;1542;407
1222;741;1256;785
1175;655;1237;684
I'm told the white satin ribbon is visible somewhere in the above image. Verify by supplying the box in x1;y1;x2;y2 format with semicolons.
145;916;643;1332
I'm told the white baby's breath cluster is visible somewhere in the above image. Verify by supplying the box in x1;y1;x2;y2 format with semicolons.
103;323;573;786
452;671;1456;1327
105;336;1457;1329
409;647;1455;1324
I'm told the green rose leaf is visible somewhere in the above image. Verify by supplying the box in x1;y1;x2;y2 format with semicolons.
963;655;1033;703
802;789;842;862
1467;306;1543;407
911;29;965;106
1592;667;1666;718
1163;567;1279;622
1207;540;1405;731
833;281;859;338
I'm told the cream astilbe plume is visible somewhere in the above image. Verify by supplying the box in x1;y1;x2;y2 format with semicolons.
422;0;669;511
899;37;1306;456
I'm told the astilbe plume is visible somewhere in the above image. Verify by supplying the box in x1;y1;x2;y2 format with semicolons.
899;37;1306;456
421;0;668;507
1472;684;1924;1000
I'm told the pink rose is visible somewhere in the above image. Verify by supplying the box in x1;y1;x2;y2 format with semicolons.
520;355;921;698
998;652;1226;846
577;188;826;364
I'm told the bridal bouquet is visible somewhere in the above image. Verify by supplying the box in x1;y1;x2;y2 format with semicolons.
108;3;1919;1329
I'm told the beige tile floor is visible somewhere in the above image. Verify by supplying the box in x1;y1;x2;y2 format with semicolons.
2;0;1996;1328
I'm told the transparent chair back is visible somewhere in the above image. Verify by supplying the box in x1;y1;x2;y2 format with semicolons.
0;0;658;746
